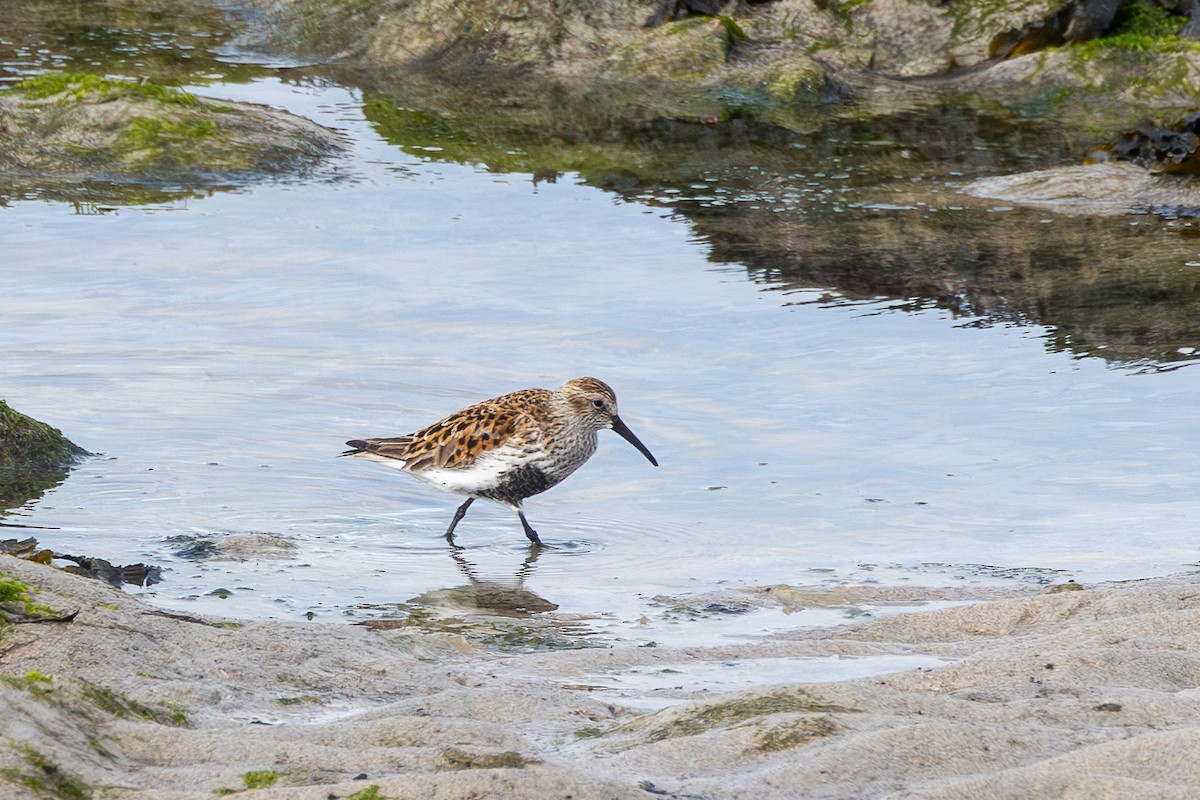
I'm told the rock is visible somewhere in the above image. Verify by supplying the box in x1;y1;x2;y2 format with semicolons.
757;55;829;103
609;15;738;83
644;0;778;28
1089;110;1200;172
0;401;89;512
990;0;1126;59
0;72;346;202
644;0;733;28
843;0;1026;77
243;0;1200;137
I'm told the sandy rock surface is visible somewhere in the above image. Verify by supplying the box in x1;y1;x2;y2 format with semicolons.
3;555;1200;798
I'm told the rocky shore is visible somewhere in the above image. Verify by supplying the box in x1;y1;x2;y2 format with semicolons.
6;2;1200;798
255;0;1200;126
4;553;1200;798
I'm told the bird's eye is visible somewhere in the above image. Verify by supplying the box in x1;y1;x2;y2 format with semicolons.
592;398;605;409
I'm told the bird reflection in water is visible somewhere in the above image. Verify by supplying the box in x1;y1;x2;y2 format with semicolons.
406;545;557;617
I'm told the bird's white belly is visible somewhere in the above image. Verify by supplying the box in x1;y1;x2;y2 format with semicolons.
414;446;556;497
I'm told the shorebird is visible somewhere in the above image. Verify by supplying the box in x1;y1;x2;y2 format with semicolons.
343;377;658;547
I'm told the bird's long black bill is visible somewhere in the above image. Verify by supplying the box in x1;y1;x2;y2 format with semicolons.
611;415;658;466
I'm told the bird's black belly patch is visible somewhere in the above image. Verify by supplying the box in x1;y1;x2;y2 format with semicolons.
478;465;554;505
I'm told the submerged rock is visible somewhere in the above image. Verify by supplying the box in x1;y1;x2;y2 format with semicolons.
965;161;1200;215
968;108;1200;214
0;401;89;512
0;72;345;202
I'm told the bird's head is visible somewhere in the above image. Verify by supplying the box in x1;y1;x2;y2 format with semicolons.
560;377;658;466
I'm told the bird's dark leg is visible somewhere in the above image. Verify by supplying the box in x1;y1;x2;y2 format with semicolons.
445;497;475;544
513;505;544;547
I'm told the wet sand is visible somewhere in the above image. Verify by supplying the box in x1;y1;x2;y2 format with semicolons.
2;554;1199;798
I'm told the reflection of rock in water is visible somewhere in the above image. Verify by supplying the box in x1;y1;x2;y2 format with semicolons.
0;400;91;513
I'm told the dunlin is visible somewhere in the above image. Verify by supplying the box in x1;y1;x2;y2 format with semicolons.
343;377;658;547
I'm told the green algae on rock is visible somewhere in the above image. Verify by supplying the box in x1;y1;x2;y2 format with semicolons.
0;401;89;513
0;72;345;203
617;688;852;744
440;747;539;770
1;746;92;800
0;574;56;624
608;16;737;84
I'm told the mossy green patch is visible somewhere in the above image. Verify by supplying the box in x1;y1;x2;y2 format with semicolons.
80;681;188;726
758;57;827;104
0;747;90;799
274;694;326;706
0;573;56;622
1057;43;1200;109
215;770;281;793
0;672;185;749
1063;1;1192;66
634;689;853;742
751;716;838;751
10;72;199;107
360;88;736;182
1084;2;1188;51
348;786;391;800
119;117;220;157
713;15;747;47
0;575;47;612
440;748;534;770
241;770;278;789
0;670;56;699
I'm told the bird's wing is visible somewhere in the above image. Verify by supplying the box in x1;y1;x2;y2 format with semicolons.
346;389;550;471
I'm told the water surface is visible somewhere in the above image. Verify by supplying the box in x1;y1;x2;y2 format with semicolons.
4;40;1200;647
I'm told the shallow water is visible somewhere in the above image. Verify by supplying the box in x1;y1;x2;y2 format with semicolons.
564;654;956;711
5;40;1200;646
